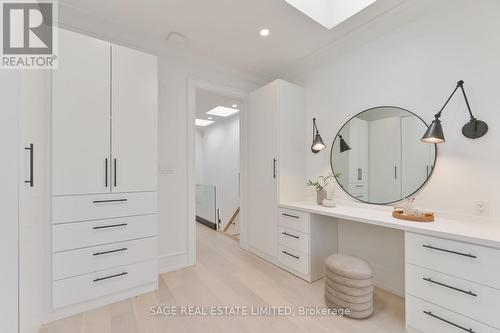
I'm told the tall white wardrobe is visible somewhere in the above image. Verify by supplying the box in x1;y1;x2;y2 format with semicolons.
51;29;158;318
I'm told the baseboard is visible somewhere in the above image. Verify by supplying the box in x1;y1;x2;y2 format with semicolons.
158;252;191;273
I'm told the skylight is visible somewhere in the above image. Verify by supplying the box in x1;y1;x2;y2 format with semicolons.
206;106;239;117
195;119;214;127
284;0;377;30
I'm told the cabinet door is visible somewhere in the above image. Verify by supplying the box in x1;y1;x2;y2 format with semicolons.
247;82;279;260
111;45;157;193
52;29;111;196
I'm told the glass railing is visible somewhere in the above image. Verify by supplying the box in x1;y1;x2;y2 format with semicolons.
196;184;217;229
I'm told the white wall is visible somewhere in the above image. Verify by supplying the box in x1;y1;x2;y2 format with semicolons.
285;0;500;295
158;58;259;272
196;116;240;228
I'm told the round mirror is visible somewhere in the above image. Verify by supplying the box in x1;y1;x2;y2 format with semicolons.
331;106;437;205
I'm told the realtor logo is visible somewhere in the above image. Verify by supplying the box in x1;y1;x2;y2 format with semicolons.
1;0;58;69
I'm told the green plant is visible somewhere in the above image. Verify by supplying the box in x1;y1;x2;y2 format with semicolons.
307;172;341;191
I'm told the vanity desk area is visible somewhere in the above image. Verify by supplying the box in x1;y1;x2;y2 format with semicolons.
277;202;500;333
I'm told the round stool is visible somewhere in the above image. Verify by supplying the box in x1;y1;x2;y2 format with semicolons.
324;254;373;319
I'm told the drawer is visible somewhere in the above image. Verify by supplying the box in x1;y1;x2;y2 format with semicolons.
53;237;157;280
406;232;500;289
278;208;310;234
53;215;157;252
406;264;500;328
406;295;500;333
278;245;309;277
348;183;367;195
278;226;309;254
52;192;157;224
53;259;158;309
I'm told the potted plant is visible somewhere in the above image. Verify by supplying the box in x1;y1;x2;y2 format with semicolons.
307;172;341;205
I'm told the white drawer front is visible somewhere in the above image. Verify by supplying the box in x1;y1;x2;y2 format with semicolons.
278;209;310;234
52;192;157;224
406;264;500;328
53;237;157;280
278;245;308;277
53;215;157;252
348;183;367;195
53;259;158;309
406;232;500;289
278;226;309;254
406;295;500;333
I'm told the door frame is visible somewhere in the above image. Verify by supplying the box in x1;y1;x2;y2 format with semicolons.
187;78;248;265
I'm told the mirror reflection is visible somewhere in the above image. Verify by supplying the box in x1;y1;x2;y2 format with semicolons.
331;107;436;205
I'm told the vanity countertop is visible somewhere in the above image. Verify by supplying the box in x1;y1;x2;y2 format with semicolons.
280;202;500;248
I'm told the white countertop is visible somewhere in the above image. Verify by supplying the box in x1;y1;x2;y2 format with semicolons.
280;202;500;248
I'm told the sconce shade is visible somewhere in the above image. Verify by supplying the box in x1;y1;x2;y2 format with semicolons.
421;118;445;144
339;135;352;153
311;133;326;153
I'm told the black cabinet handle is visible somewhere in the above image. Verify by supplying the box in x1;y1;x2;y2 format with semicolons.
25;144;34;187
282;213;299;219
423;311;475;333
282;251;299;260
273;158;277;179
92;199;128;204
114;158;117;187
423;277;477;297
93;248;128;256
422;244;476;258
92;223;128;230
105;158;108;187
93;272;128;282
282;232;299;239
394;166;397;179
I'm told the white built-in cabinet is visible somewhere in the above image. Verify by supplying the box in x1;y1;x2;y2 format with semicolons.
247;80;310;264
51;29;158;318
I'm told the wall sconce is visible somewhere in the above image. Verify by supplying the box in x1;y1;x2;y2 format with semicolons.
311;118;326;153
338;135;351;153
421;80;488;143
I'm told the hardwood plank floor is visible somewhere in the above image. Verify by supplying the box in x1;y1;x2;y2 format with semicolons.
41;224;405;333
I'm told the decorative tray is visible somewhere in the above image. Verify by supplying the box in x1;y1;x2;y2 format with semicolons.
392;210;434;222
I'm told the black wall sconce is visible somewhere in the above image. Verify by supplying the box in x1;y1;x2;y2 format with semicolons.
421;80;488;143
311;118;326;153
338;135;351;153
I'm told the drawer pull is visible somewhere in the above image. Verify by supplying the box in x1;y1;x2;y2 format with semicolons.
93;248;128;256
282;232;299;239
93;272;128;283
423;277;477;297
92;223;128;230
92;199;128;204
422;244;477;259
282;251;299;260
423;311;475;333
282;213;299;219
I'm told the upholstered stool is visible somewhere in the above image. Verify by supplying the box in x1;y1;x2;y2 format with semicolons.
324;254;373;319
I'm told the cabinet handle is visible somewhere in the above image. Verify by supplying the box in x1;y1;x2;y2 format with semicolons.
93;248;128;256
273;158;277;179
114;158;117;187
282;213;299;219
93;272;128;282
25;144;34;187
357;168;362;181
423;311;475;333
426;165;429;177
422;244;476;259
423;277;477;297
282;232;299;239
394;166;397;179
92;199;128;204
105;158;108;187
92;223;128;230
282;251;299;260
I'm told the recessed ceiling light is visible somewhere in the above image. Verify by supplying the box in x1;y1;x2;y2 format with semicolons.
232;104;238;108
284;0;376;30
207;106;239;117
207;117;213;120
260;28;270;37
195;119;214;127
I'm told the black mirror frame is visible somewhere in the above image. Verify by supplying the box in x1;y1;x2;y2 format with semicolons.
330;106;438;206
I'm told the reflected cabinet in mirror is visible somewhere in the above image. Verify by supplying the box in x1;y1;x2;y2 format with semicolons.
331;106;437;205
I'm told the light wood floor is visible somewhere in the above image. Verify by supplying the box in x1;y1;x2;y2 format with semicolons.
41;224;405;333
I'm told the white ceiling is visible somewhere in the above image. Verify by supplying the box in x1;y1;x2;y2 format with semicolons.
196;89;243;126
58;0;407;80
